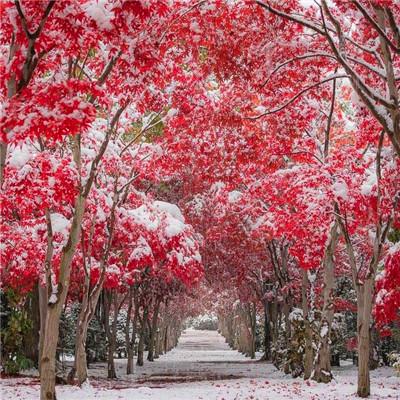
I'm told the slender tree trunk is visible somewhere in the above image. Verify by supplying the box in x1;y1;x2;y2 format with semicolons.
106;291;121;379
137;308;148;367
40;196;86;400
283;300;292;375
262;299;271;361
156;324;164;357
126;340;134;374
313;222;339;383
74;327;88;384
154;327;161;359
38;284;48;373
126;288;138;375
68;279;90;385
147;299;161;362
164;325;168;354
249;303;256;359
107;330;117;380
40;302;64;400
302;270;313;380
137;332;145;366
357;280;374;398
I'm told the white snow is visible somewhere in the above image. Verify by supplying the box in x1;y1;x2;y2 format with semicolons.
332;181;348;200
129;237;152;261
82;0;113;30
361;168;377;196
7;143;35;168
50;213;70;235
320;324;329;338
48;293;58;304
128;205;158;231
164;215;186;238
289;307;304;322
3;330;399;400
228;190;242;203
154;201;185;223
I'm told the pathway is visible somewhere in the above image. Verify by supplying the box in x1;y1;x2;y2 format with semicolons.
2;329;399;400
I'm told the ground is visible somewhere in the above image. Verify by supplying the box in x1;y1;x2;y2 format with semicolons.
2;329;399;400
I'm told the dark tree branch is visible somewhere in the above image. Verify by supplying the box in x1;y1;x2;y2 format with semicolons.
248;74;348;120
324;73;337;160
352;1;400;53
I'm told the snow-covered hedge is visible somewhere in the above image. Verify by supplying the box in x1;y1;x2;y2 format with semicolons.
187;314;218;330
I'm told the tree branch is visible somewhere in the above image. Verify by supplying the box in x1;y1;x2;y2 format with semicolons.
352;0;400;54
248;74;348;119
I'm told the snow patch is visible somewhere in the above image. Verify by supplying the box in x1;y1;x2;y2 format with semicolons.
154;201;185;223
50;213;70;235
83;0;113;30
8;143;34;168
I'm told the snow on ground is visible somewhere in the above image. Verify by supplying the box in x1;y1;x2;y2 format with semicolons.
2;329;399;400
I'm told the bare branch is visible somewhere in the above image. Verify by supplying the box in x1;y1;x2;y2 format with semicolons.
352;0;400;54
260;52;337;88
15;0;55;40
385;8;400;48
83;103;128;198
324;73;337;159
248;74;348;120
14;0;30;37
257;1;326;35
97;51;122;86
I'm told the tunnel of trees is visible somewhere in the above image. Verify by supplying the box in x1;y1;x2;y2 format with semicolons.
0;1;399;400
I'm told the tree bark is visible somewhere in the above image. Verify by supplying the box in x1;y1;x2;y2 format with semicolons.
137;307;148;366
74;327;88;385
313;222;339;383
249;303;256;359
106;290;123;379
40;195;85;400
125;289;139;375
262;299;272;361
147;299;161;362
38;284;48;373
302;270;313;380
357;281;374;397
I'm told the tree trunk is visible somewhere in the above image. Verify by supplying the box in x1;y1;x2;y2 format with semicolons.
126;288;138;375
137;332;145;366
154;327;161;359
249;303;256;359
106;291;120;379
74;328;88;385
107;333;117;380
38;284;48;373
302;270;313;380
262;299;272;361
369;325;379;370
68;287;89;385
137;308;148;367
313;222;339;383
40;301;65;400
357;279;374;398
40;195;86;400
147;299;161;362
126;344;134;375
163;325;168;354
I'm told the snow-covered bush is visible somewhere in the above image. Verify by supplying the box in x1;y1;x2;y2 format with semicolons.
389;352;400;376
187;314;218;330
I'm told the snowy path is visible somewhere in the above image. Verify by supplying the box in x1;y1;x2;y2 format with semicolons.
2;329;400;400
